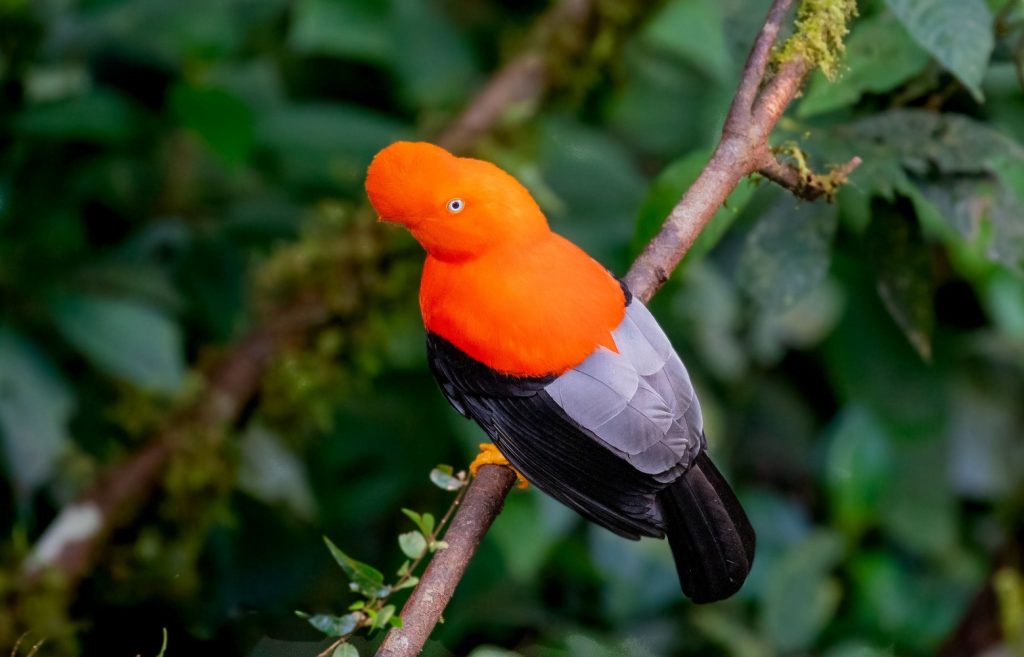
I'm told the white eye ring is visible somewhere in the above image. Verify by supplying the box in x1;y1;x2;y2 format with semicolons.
446;198;465;213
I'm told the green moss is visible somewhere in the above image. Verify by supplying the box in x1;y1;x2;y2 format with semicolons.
775;0;858;80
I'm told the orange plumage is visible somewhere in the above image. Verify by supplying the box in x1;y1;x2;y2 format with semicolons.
365;141;755;603
366;141;623;376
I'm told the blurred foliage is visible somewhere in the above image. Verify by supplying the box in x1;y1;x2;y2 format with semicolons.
0;0;1023;656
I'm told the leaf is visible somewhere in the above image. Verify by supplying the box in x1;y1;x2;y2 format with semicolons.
256;103;410;192
49;294;186;393
633;148;756;264
824;406;893;536
760;531;846;652
237;424;317;519
373;605;395;630
398;531;427;559
393;576;419;591
429;467;463;491
737;194;839;312
0;328;74;496
289;0;391;62
641;0;732;81
401;508;436;536
879;441;958;556
885;0;994;101
323;537;388;598
799;13;931;117
302;612;360;637
866;209;936;359
820;110;1024;200
170;84;255;165
333;644;360;657
390;0;476;108
15;90;142;143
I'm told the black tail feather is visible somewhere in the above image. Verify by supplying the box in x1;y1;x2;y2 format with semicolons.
658;452;755;603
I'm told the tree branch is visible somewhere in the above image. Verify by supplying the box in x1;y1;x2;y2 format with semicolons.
375;1;861;655
19;0;599;594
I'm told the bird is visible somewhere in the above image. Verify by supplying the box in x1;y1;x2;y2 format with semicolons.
365;141;755;603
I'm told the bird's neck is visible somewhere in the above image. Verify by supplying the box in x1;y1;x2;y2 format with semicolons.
420;234;625;377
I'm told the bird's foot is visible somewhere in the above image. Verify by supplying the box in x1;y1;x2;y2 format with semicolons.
469;443;528;489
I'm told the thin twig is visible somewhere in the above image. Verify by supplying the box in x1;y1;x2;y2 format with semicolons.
375;466;517;657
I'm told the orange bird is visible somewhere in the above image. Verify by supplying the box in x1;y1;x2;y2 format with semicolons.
366;141;755;602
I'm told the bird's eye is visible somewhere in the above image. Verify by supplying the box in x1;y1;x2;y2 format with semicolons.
446;198;465;213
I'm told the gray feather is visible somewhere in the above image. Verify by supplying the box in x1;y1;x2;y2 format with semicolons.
544;298;704;479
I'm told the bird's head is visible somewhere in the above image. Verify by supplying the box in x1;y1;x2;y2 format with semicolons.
365;141;549;261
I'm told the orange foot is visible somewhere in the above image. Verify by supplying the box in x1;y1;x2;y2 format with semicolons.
469;443;528;489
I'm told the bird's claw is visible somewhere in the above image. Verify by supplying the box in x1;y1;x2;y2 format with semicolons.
469;443;528;489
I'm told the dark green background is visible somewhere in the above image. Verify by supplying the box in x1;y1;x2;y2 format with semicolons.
1;0;1022;655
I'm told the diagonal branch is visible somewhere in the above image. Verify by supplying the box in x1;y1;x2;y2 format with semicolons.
376;1;860;655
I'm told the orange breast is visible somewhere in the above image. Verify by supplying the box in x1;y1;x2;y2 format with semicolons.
420;234;625;377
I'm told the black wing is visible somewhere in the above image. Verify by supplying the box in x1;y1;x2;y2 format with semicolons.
426;332;667;540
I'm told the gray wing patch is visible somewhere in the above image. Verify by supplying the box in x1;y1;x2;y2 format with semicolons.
545;298;704;481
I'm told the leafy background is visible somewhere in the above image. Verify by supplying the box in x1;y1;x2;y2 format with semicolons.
1;0;1023;655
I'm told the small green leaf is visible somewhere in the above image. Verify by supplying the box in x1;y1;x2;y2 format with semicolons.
348;601;365;611
305;612;360;637
388;615;405;629
429;540;449;552
323;537;387;598
429;467;463;491
885;0;994;101
398;531;427;559
154;627;168;657
435;464;454;475
49;294;186;393
394;576;419;591
401;508;422;526
170;84;255;166
332;644;360;657
374;605;396;630
0;328;74;496
397;560;412;577
866;209;936;360
737;194;838;312
420;513;436;536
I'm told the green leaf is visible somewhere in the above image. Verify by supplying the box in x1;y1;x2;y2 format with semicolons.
879;441;959;556
323;537;388;598
303;612;360;637
256;103;410;192
885;0;994;101
50;294;186;393
387;615;404;629
398;531;427;559
0;328;74;496
419;513;435;536
641;0;732;81
799;13;931;117
289;0;391;62
633;148;755;264
866;209;937;359
393;576;419;591
760;531;846;652
429;467;463;491
170;84;255;165
820;110;1024;200
333;643;360;657
237;424;316;519
373;605;396;630
428;540;448;552
15;90;142;143
391;0;476;108
737;194;839;312
825;406;893;536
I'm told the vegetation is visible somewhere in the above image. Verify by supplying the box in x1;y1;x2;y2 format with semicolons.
0;0;1022;655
